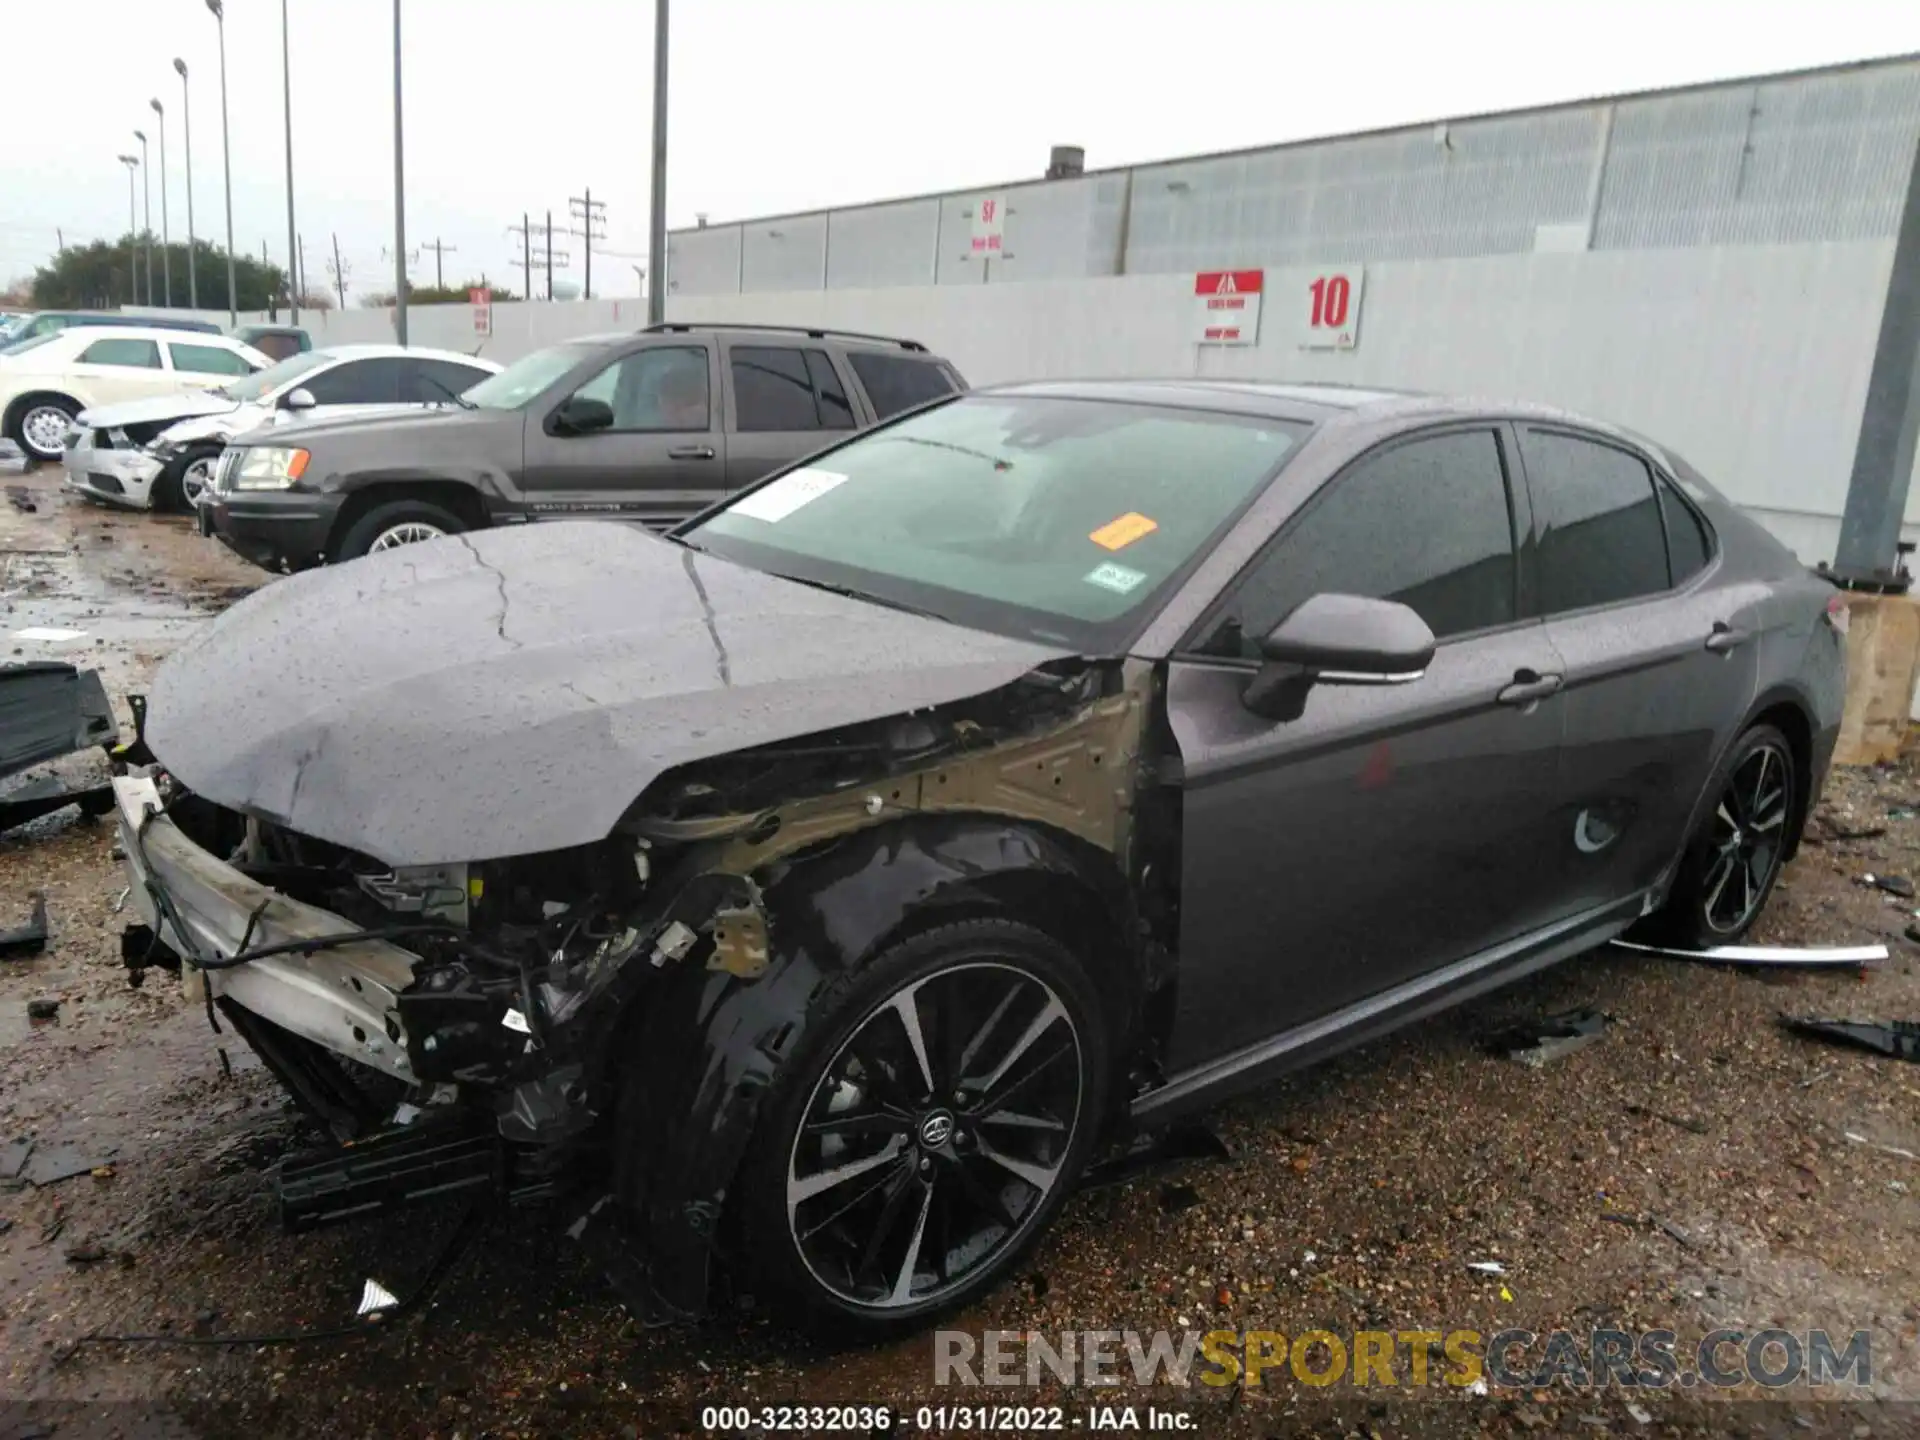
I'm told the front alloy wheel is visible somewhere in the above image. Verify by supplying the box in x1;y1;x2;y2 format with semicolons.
739;919;1109;1335
369;521;447;551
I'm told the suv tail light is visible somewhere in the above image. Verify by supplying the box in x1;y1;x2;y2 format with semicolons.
1824;593;1850;636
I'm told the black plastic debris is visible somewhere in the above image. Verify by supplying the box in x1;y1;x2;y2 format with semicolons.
5;486;37;513
1860;873;1915;898
1485;1008;1611;1068
0;894;48;959
25;998;58;1021
0;662;123;836
1081;1121;1231;1192
1779;1015;1920;1063
4;1140;117;1188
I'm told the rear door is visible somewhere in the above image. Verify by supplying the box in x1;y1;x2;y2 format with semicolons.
164;340;257;386
399;356;497;410
71;336;173;404
518;340;728;526
843;349;963;422
1516;425;1760;916
720;342;858;488
1163;425;1569;1069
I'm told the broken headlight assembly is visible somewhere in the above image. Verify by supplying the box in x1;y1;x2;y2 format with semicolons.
230;445;310;490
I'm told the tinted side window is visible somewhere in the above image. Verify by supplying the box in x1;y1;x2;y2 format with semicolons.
847;352;957;420
1200;430;1516;655
731;347;819;431
1659;480;1711;585
570;345;710;431
78;338;162;369
806;350;855;429
168;342;253;375
1524;430;1670;613
302;358;404;405
406;358;494;404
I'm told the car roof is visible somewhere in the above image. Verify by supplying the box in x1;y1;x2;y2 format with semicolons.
981;378;1637;435
308;343;499;367
43;324;253;347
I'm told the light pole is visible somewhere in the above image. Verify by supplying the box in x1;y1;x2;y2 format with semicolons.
392;0;407;344
174;59;197;310
151;98;172;307
134;129;151;306
647;0;669;325
281;0;299;323
207;0;238;325
117;155;139;305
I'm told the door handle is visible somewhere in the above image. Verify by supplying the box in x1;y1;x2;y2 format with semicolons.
1497;669;1563;706
1705;621;1750;654
668;445;716;461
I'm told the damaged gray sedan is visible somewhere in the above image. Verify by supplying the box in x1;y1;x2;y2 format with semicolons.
115;380;1844;1337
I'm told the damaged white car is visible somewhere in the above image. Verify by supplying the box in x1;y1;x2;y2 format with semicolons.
116;381;1842;1337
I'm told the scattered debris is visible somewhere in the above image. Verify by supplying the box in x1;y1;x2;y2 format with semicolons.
1843;1131;1918;1162
1780;1016;1920;1063
1650;1215;1700;1250
1860;872;1915;898
25;998;59;1021
356;1278;400;1316
0;661;122;834
65;1243;109;1265
1486;1008;1611;1067
1613;938;1887;967
0;893;49;958
11;1141;119;1187
1625;1402;1652;1425
1467;1260;1507;1275
6;486;38;514
1158;1183;1201;1214
1624;1102;1711;1135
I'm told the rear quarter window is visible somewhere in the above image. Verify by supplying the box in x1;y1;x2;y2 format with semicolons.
846;351;958;420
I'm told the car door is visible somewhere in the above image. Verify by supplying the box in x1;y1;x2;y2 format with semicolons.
71;336;174;404
721;343;858;487
519;341;727;526
1514;425;1761;916
1161;425;1570;1071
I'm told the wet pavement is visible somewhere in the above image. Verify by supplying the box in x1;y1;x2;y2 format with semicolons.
2;466;1918;1438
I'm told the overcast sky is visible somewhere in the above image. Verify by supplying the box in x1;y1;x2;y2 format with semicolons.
4;0;1917;304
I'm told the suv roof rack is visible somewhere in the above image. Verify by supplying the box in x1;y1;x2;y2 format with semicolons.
640;321;929;353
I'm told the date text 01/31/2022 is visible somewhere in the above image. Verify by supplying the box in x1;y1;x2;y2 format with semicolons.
699;1404;1199;1431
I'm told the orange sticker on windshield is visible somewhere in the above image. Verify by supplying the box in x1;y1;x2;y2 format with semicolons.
1089;512;1159;550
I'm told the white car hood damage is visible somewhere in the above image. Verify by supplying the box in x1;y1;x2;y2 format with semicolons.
76;391;241;430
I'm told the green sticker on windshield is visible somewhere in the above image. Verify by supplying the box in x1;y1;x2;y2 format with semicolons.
1084;562;1148;595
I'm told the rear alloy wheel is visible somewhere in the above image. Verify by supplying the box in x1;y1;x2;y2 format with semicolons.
739;920;1109;1336
14;398;78;462
1639;724;1797;948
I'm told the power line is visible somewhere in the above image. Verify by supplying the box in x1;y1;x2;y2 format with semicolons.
568;188;606;299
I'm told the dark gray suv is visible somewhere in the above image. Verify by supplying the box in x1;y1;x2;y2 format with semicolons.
202;323;965;568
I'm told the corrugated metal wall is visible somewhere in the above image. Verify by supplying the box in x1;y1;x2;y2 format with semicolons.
667;57;1920;297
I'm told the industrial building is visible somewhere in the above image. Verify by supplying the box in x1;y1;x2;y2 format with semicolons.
665;53;1920;571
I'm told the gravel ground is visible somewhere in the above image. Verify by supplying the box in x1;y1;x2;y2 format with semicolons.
2;468;1918;1439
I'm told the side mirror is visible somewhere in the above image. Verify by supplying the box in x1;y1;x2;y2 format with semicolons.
550;395;614;436
281;387;316;412
1243;593;1435;720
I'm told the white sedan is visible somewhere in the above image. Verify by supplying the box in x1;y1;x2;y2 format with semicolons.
0;326;268;464
65;343;503;512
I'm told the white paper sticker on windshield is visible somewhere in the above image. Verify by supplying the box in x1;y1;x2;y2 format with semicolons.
1084;562;1148;595
728;467;850;523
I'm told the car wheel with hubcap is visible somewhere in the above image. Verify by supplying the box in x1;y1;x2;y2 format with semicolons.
734;918;1110;1337
1635;723;1797;949
333;497;468;562
153;447;220;513
11;398;79;462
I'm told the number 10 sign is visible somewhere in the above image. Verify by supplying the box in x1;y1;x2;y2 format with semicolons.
1298;266;1365;350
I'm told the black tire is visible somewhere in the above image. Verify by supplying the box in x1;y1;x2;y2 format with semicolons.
151;445;219;513
732;918;1110;1340
331;496;468;562
8;394;79;463
1634;723;1798;949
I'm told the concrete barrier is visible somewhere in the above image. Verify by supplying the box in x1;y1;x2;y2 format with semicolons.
1835;592;1920;765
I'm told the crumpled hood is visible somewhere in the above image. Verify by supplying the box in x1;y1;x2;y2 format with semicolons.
147;522;1069;866
156;401;277;446
77;392;238;430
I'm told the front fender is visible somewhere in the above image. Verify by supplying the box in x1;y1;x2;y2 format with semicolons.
613;814;1140;1317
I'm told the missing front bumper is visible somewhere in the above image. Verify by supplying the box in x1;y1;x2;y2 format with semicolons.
114;775;420;1080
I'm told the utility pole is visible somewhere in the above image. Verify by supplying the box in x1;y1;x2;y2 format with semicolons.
648;0;669;324
327;231;350;308
174;58;197;310
134;129;151;305
298;234;308;306
545;210;554;301
509;213;533;299
151;98;171;307
568;188;606;299
508;214;566;301
392;0;408;344
425;237;457;289
282;0;299;325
